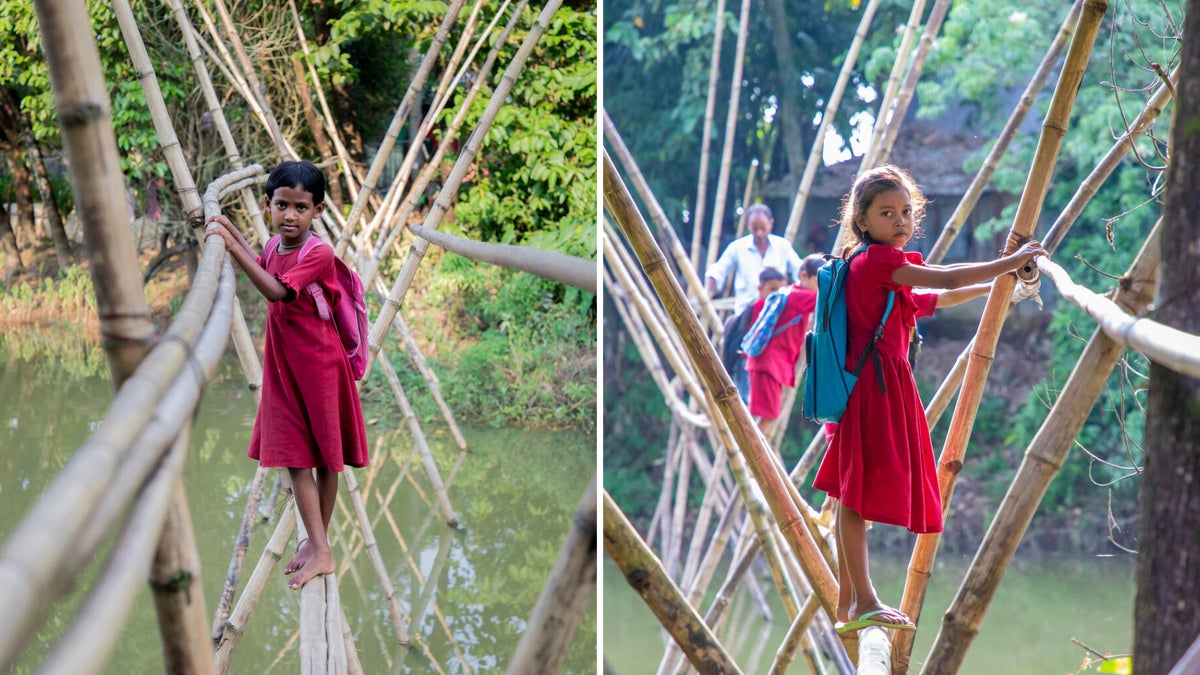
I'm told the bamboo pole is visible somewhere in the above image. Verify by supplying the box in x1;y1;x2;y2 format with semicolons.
732;159;758;239
921;221;1161;673
857;0;926;173
855;627;892;674
604;112;724;336
869;0;953;168
208;0;291;158
604;491;744;674
507;476;597;674
365;0;565;380
703;0;752;272
893;4;1108;670
925;0;1083;263
1170;633;1200;675
781;0;881;244
690;0;728;271
343;467;412;644
332;0;468;255
605;148;841;617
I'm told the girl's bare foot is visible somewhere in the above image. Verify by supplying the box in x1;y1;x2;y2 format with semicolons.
836;605;852;623
288;549;335;590
284;539;311;576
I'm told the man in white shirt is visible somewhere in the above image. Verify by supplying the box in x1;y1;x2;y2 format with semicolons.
704;204;803;314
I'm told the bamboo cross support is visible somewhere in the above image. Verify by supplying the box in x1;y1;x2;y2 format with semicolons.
857;0;927;173
893;4;1109;671
689;0;727;269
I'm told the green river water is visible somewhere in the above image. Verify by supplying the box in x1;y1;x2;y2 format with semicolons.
0;336;596;674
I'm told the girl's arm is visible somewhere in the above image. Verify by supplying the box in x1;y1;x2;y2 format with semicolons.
934;282;991;308
893;241;1047;289
204;215;291;302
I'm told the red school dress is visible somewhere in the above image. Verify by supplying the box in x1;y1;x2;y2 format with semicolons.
745;286;817;420
812;245;940;533
247;239;369;471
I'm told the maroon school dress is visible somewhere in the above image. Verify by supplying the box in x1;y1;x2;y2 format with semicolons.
813;245;940;533
247;239;369;471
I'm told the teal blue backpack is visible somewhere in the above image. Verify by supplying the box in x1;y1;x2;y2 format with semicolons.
802;248;894;424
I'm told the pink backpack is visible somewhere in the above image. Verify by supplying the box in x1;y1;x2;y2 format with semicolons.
263;235;369;380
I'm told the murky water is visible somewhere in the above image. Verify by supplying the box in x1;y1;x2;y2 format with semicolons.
0;337;596;674
604;551;1135;673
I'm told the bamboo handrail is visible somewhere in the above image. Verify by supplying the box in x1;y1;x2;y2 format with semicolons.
703;0;752;273
604;491;744;675
893;3;1109;670
921;221;1161;672
781;0;880;245
689;0;728;270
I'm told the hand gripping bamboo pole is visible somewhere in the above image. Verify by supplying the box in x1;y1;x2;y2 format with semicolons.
689;0;727;269
921;221;1162;673
364;0;565;381
604;491;744;674
604;147;841;617
781;0;881;244
703;0;752;273
507;476;597;674
892;3;1109;671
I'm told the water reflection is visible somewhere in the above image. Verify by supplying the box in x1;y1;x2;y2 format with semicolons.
1;341;595;674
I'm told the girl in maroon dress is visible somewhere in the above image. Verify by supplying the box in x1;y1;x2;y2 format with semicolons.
206;161;369;590
813;165;1046;633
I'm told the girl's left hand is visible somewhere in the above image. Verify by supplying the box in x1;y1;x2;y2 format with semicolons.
1008;240;1048;268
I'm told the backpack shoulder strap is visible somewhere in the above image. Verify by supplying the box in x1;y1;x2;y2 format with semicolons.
263;235;281;267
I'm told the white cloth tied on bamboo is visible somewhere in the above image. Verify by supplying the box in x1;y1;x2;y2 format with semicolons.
1011;267;1044;310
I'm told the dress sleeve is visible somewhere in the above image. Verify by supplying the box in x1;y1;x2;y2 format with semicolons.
706;244;734;284
864;244;909;290
912;292;938;318
278;241;334;295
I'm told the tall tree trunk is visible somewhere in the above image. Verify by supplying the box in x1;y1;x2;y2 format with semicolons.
20;111;71;269
764;0;806;182
0;86;29;268
1134;1;1200;670
0;208;22;279
290;55;344;210
8;146;35;252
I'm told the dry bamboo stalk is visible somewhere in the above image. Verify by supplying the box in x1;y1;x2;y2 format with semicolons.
925;0;1082;263
332;0;468;255
376;353;458;526
34;425;195;675
732;159;758;239
604;112;723;335
678;451;731;592
324;576;349;673
870;0;953;168
209;0;291;158
210;465;271;641
683;491;742;607
163;0;268;242
213;502;296;673
690;0;728;270
857;0;927;173
149;481;217;675
703;0;753;272
364;0;564;383
767;594;822;675
300;569;330;674
604;148;841;619
922;221;1160;673
893;4;1108;670
506;477;597;673
855;627;891;674
780;0;881;244
666;436;693;576
604;491;744;674
362;0;531;281
342;468;412;644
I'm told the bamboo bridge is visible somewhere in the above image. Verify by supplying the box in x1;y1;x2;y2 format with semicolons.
1;0;595;673
603;0;1200;673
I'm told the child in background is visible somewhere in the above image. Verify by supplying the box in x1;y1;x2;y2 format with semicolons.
745;255;822;435
813;165;1046;632
205;160;369;590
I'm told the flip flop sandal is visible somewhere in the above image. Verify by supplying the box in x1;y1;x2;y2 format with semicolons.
835;609;917;634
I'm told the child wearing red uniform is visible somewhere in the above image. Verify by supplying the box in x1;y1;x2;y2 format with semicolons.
813;165;1046;633
206;160;369;590
745;255;821;433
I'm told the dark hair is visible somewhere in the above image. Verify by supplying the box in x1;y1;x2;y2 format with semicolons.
745;203;774;221
837;164;926;256
800;253;824;278
265;160;326;206
759;266;786;285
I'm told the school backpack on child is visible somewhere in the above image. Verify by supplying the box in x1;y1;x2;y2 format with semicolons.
263;235;370;380
802;248;894;424
721;304;755;373
739;289;804;358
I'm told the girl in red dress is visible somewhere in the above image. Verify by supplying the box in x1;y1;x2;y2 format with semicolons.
813;165;1046;632
206;160;369;590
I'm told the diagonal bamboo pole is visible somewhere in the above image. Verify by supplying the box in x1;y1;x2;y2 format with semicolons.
922;220;1161;673
364;0;564;380
343;468;412;644
689;0;728;271
732;159;758;239
926;0;1083;263
868;0;953;169
857;0;927;174
781;0;880;245
208;0;291;159
604;491;744;674
506;476;597;673
703;0;752;273
892;3;1109;670
604;147;841;617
